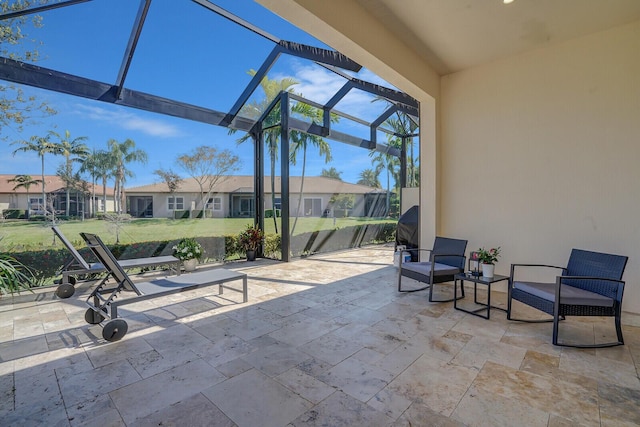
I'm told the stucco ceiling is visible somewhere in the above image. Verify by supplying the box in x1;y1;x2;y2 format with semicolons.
356;0;640;75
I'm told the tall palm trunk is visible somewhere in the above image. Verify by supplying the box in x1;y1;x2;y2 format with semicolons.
102;177;107;213
40;155;46;216
267;134;279;234
65;158;71;216
290;146;307;236
91;177;96;217
25;187;30;217
385;169;390;216
116;168;124;214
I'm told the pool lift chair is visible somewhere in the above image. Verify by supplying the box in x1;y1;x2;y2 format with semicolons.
52;226;180;299
80;232;247;342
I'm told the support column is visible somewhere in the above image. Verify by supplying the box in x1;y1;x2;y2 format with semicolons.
280;92;290;262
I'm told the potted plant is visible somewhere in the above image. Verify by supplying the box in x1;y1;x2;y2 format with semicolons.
0;254;34;297
238;224;264;261
476;246;501;278
172;237;203;271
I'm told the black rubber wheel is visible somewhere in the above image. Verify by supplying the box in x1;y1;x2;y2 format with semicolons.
55;283;75;299
102;319;128;342
84;308;105;325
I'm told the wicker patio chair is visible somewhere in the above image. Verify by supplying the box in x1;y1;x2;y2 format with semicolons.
397;236;467;302
507;248;628;348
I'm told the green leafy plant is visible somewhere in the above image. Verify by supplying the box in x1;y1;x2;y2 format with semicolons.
238;224;264;252
477;247;501;265
172;238;203;261
0;254;34;296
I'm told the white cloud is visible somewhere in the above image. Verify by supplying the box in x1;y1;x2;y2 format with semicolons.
74;104;183;138
272;62;398;121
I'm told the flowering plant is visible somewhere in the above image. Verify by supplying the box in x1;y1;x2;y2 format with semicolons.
476;247;501;265
238;224;264;251
172;238;203;261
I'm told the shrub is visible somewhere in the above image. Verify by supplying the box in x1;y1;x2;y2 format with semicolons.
0;254;34;295
238;224;264;252
12;248;69;287
263;233;281;259
2;209;26;219
264;209;281;218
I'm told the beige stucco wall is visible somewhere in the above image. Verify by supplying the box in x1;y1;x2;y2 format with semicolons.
440;20;640;315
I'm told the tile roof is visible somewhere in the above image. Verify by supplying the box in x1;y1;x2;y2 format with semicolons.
127;175;385;195
0;174;115;196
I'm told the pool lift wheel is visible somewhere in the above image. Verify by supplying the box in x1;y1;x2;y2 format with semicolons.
84;307;128;342
55;276;77;299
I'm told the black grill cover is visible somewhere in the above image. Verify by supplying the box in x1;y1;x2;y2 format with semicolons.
396;205;419;250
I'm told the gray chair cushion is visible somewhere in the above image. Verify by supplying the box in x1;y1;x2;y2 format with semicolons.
513;281;614;307
402;262;460;277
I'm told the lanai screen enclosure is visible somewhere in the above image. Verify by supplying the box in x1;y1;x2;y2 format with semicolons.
0;0;420;261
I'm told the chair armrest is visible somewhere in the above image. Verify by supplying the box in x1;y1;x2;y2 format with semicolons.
404;248;433;255
400;248;433;264
510;263;567;283
556;275;625;302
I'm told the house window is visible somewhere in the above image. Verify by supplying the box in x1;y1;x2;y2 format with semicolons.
274;197;281;210
29;198;43;210
206;197;222;211
168;196;184;210
303;198;322;216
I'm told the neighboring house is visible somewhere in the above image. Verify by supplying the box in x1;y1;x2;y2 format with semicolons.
0;174;115;218
126;175;388;219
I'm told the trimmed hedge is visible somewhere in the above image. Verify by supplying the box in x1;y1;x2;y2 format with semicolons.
10;222;396;286
290;222;395;257
264;209;281;218
2;209;27;219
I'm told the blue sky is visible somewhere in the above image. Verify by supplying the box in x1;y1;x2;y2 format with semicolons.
1;0;398;187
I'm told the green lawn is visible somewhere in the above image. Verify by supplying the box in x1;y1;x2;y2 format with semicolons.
0;217;396;252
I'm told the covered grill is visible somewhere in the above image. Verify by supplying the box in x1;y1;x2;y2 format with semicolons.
395;205;419;260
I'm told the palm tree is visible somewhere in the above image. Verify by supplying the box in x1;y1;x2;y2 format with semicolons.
357;168;381;188
289;102;336;235
369;149;399;216
321;167;342;180
79;149;113;216
383;115;419;187
107;138;147;214
53;130;89;215
6;174;41;217
372;94;419;188
11;132;62;217
234;70;299;234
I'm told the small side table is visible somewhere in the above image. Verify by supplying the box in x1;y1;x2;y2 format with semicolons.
454;273;509;319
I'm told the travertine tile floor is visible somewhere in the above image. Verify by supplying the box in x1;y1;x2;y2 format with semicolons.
1;244;639;426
